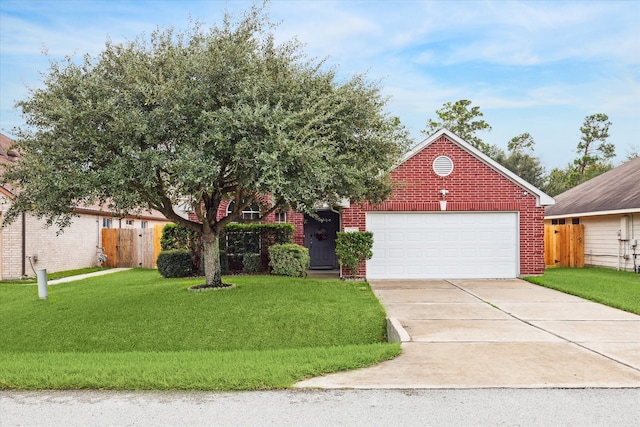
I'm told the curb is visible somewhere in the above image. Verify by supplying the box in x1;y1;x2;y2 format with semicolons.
386;317;411;343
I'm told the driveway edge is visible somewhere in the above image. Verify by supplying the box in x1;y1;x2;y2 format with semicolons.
387;317;411;343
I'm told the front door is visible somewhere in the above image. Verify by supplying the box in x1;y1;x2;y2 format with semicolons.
304;211;339;269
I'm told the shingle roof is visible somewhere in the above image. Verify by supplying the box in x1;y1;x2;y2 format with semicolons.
545;157;640;217
0;133;20;166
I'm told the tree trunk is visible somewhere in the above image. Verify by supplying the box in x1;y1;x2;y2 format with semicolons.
202;229;223;287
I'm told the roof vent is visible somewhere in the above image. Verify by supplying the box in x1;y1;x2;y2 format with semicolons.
433;155;453;177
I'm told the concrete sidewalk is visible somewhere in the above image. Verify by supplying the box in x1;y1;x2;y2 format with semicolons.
296;279;640;388
48;268;131;284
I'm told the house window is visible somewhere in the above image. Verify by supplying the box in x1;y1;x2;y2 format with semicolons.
551;219;566;225
141;221;148;229
102;218;112;228
275;212;287;223
571;218;580;225
125;219;134;227
227;200;260;220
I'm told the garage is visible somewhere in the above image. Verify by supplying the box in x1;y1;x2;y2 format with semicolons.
366;212;519;279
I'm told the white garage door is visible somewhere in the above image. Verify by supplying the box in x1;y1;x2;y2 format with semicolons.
367;212;518;279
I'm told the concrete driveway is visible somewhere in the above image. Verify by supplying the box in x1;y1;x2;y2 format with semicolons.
296;279;640;388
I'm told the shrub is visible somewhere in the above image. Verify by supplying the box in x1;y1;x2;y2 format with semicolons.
157;249;193;278
269;244;310;277
242;253;261;274
335;231;374;278
160;224;203;275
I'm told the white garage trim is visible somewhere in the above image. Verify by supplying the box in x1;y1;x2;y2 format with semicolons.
366;212;519;279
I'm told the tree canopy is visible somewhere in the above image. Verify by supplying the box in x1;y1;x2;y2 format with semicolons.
423;99;492;152
3;5;411;287
544;113;615;195
490;133;546;190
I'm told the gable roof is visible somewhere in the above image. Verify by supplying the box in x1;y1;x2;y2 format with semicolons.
403;128;555;207
545;157;640;218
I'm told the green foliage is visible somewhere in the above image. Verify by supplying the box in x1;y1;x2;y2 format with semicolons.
157;250;193;278
542;113;614;196
543;167;572;196
489;133;546;189
224;223;294;255
161;223;203;274
269;244;310;277
0;270;399;389
423;99;492;152
335;232;374;276
242;253;261;274
571;113;614;184
2;3;410;287
161;223;197;251
161;222;293;275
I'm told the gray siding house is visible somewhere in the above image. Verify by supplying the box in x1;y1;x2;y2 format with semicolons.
545;157;640;272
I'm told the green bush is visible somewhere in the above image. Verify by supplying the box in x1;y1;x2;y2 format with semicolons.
242;253;262;274
161;224;203;275
269;244;310;277
161;223;294;275
157;249;193;278
335;231;374;278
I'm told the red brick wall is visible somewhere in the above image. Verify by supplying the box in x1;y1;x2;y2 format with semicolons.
343;135;546;276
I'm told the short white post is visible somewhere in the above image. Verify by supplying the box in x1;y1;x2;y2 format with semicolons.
439;200;447;211
36;268;48;299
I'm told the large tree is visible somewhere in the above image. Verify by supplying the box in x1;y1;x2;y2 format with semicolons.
2;5;410;287
490;133;546;189
571;113;614;182
423;99;492;152
542;113;614;196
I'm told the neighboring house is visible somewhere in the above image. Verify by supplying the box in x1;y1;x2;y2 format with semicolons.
0;133;170;280
545;157;640;272
212;128;555;279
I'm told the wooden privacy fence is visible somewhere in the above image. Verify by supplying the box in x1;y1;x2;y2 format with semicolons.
544;224;585;267
102;225;164;268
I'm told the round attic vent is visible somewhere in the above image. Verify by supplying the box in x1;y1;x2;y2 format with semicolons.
433;156;453;176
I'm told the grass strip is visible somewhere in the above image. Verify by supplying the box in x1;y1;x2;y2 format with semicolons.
525;267;640;315
0;345;399;390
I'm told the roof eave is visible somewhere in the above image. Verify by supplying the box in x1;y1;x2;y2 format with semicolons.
545;207;640;219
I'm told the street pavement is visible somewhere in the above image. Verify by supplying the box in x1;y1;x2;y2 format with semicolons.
2;389;639;426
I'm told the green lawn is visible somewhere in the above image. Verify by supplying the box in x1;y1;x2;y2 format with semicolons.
525;267;640;315
0;269;399;390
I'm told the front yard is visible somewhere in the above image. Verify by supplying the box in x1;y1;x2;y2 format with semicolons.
0;269;399;390
525;267;640;315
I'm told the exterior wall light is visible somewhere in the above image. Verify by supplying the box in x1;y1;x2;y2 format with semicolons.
439;189;449;211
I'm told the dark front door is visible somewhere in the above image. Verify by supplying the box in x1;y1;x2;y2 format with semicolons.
304;211;339;269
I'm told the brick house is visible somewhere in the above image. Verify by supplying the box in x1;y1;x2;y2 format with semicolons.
216;128;554;279
0;133;170;279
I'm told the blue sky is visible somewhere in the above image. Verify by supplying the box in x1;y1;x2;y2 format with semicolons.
1;0;638;170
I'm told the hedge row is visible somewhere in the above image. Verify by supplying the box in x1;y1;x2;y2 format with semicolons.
158;223;294;277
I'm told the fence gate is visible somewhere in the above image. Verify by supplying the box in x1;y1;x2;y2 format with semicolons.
544;224;585;267
101;227;164;269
